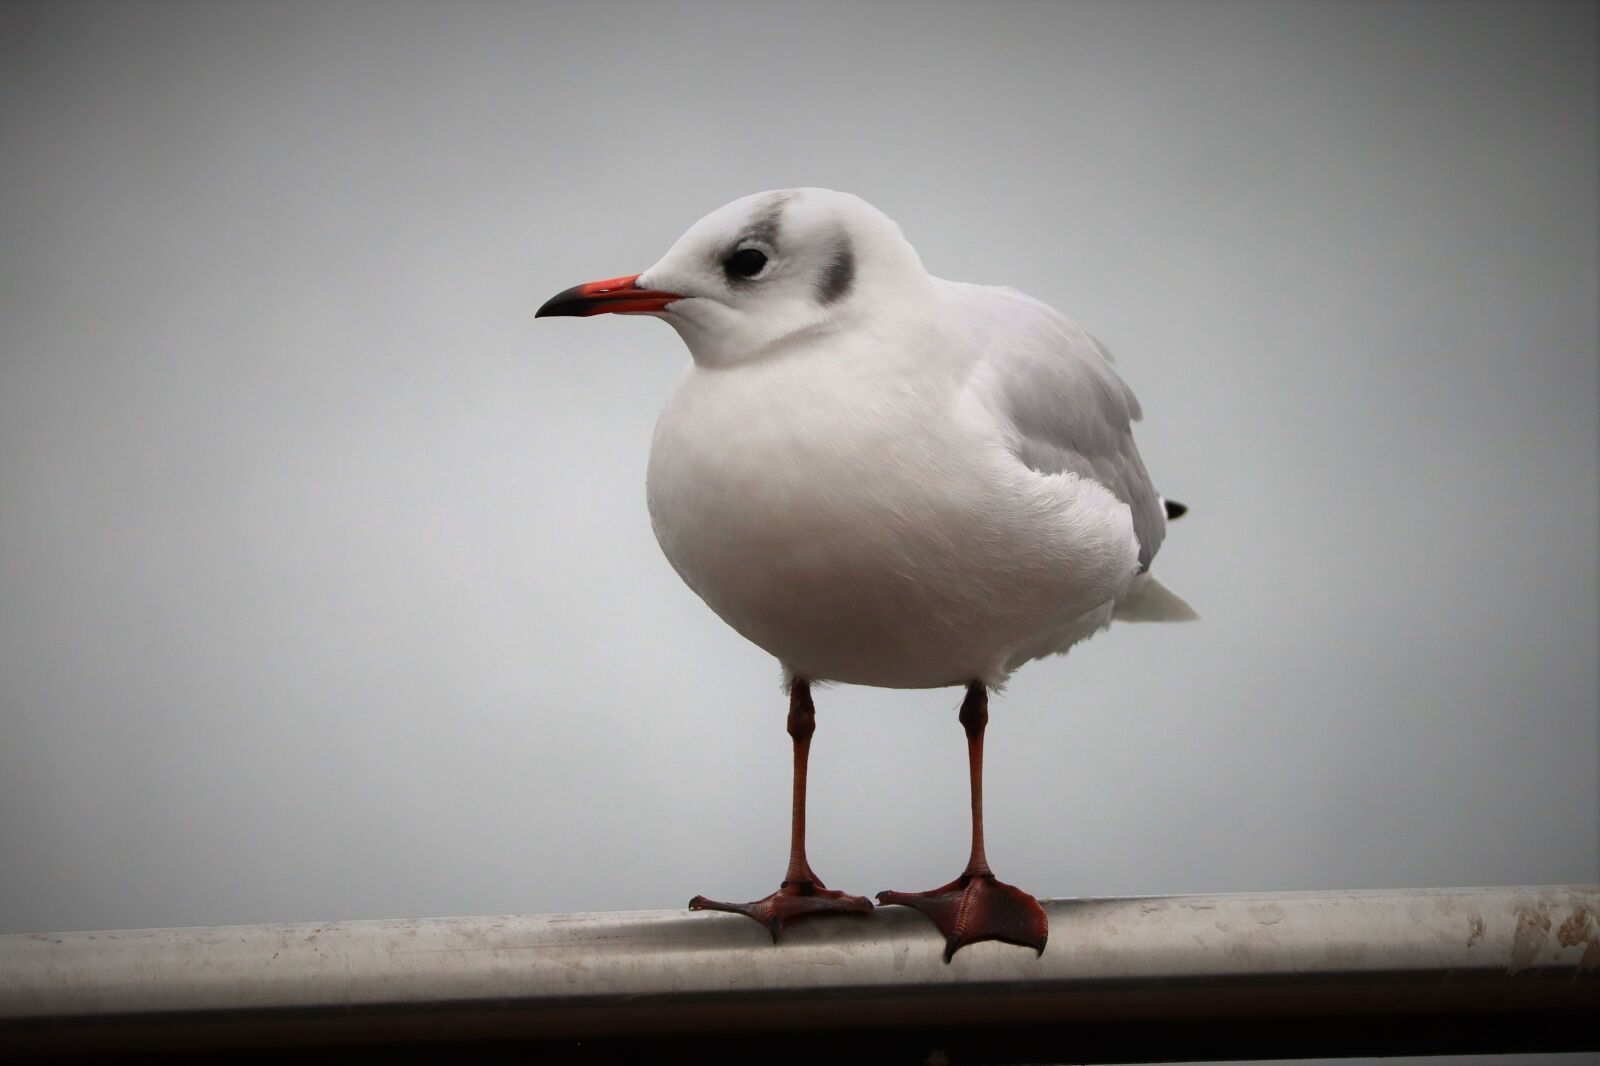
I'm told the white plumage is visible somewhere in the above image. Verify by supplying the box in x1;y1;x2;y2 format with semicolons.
537;186;1195;957
634;188;1192;689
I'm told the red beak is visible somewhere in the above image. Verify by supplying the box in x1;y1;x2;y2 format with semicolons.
536;274;682;318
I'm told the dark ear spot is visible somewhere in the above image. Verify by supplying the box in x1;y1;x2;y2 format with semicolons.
817;235;855;304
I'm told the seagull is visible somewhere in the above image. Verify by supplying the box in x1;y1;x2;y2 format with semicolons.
537;188;1194;961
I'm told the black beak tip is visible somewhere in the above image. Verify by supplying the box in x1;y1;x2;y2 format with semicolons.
536;288;584;319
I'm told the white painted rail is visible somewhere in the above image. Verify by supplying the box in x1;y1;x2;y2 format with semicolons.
3;886;1597;1061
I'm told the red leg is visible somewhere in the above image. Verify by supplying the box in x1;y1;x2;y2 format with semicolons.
689;678;873;940
877;683;1049;962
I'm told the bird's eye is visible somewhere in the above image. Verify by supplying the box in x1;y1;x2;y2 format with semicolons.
724;247;769;279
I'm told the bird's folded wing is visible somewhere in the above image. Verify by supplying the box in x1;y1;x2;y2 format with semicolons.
964;284;1166;572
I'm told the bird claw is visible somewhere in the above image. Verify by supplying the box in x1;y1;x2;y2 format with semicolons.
689;881;874;941
877;873;1048;962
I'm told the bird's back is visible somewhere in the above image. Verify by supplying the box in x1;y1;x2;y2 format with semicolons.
945;279;1169;573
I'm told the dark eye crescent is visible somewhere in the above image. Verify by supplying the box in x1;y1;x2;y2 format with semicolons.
724;247;768;279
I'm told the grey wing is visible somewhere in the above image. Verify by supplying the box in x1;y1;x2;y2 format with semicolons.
984;292;1166;571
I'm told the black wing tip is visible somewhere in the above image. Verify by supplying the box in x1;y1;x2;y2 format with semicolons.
1164;498;1189;520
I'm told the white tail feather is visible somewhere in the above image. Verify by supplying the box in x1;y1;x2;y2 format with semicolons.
1113;573;1199;623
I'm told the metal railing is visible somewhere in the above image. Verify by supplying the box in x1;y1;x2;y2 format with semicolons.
3;886;1597;1061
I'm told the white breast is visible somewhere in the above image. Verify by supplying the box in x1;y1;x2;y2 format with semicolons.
645;331;1141;689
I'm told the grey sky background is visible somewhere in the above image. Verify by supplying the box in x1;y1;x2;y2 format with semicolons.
1;0;1596;970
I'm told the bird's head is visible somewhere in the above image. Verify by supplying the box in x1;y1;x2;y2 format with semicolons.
537;188;930;366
